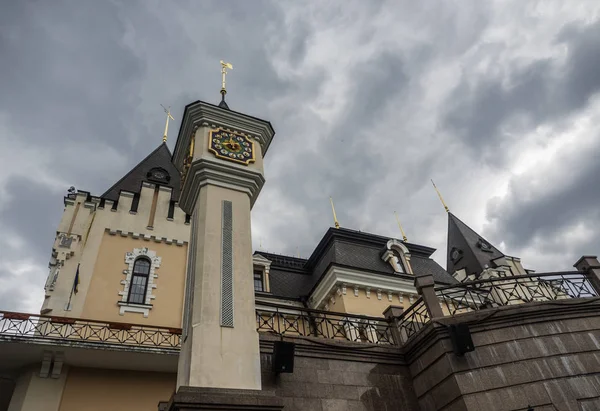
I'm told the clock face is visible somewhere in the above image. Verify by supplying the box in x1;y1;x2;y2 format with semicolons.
208;128;255;165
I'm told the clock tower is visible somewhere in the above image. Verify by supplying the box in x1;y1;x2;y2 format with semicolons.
172;99;275;390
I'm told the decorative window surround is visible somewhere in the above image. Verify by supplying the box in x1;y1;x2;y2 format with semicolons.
382;239;413;274
252;254;272;293
308;266;418;309
119;247;161;317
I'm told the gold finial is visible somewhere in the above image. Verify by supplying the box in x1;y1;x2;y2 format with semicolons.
394;211;408;242
161;104;174;143
329;196;340;229
220;60;233;95
431;179;449;213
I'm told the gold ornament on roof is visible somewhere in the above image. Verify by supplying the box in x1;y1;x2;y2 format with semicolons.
161;104;174;143
220;60;233;94
394;211;408;242
431;179;450;213
329;197;340;229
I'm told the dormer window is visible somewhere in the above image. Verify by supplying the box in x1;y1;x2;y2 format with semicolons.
253;270;264;292
382;239;413;275
252;254;272;293
147;167;171;183
477;238;493;253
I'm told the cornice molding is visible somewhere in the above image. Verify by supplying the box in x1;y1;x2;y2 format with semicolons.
309;265;418;309
178;158;266;213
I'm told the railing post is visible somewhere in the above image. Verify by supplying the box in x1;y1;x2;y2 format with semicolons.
415;274;444;318
383;306;404;345
574;255;600;296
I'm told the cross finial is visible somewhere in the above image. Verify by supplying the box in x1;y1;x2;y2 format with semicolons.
431;179;450;213
161;104;174;143
329;196;340;229
394;211;408;242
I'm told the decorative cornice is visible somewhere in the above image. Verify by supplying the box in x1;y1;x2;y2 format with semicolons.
309;266;418;309
178;158;265;213
106;229;187;246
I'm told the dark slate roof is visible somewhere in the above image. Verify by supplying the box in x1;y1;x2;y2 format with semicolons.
446;213;505;278
102;143;181;202
256;227;457;299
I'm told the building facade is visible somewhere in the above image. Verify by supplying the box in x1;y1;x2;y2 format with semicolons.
1;97;600;411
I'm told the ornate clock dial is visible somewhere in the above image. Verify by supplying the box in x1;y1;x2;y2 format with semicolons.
208;128;255;165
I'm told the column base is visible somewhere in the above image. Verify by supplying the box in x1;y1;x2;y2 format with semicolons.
160;386;284;411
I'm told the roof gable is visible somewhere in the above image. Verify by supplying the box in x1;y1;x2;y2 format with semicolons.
102;143;181;201
447;213;505;277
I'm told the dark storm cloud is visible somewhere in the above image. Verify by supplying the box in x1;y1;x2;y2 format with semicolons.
266;51;409;254
444;20;600;163
442;20;600;267
2;1;600;311
488;153;600;251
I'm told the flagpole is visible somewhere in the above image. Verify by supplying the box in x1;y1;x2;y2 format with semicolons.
66;263;80;311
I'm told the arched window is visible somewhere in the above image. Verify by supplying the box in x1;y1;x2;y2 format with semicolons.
128;258;150;304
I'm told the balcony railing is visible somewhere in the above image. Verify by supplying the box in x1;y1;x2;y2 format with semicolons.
256;302;396;345
395;297;430;343
0;312;181;349
436;272;598;315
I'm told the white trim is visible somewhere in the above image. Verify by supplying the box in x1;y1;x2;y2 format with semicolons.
309;266;418;309
118;302;153;318
121;248;161;315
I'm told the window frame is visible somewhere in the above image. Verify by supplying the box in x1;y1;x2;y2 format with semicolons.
253;269;264;292
127;257;151;304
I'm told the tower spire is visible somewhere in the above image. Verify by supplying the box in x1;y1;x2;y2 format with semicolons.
219;60;233;109
394;211;408;242
160;104;174;143
431;179;450;213
329;196;340;229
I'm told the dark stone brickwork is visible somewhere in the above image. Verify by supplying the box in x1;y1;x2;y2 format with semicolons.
259;337;419;411
406;299;600;411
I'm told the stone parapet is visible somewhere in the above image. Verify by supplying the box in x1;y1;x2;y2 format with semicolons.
402;297;600;410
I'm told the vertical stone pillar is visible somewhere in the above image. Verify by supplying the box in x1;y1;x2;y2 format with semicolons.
172;101;276;392
573;255;600;296
414;274;444;318
383;305;404;345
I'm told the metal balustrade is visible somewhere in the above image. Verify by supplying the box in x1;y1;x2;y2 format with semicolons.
436;272;598;315
255;302;396;345
395;297;430;343
0;312;181;349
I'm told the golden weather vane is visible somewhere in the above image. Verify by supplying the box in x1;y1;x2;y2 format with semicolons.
220;60;233;95
394;211;408;242
161;104;175;143
329;197;340;229
431;179;450;213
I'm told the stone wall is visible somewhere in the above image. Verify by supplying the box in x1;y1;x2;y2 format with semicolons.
259;334;419;411
404;298;600;411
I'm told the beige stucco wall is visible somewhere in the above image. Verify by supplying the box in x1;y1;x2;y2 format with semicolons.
178;184;261;390
42;184;190;319
58;368;175;411
80;232;187;328
339;289;411;317
8;368;68;411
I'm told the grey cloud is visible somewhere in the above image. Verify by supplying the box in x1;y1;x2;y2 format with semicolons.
2;1;600;311
444;20;600;163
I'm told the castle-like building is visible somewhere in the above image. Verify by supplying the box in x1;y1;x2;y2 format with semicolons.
1;90;600;411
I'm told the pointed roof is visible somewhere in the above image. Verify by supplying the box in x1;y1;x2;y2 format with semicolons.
447;213;505;277
102;143;181;202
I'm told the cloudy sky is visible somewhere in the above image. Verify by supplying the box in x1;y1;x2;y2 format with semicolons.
1;1;600;312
